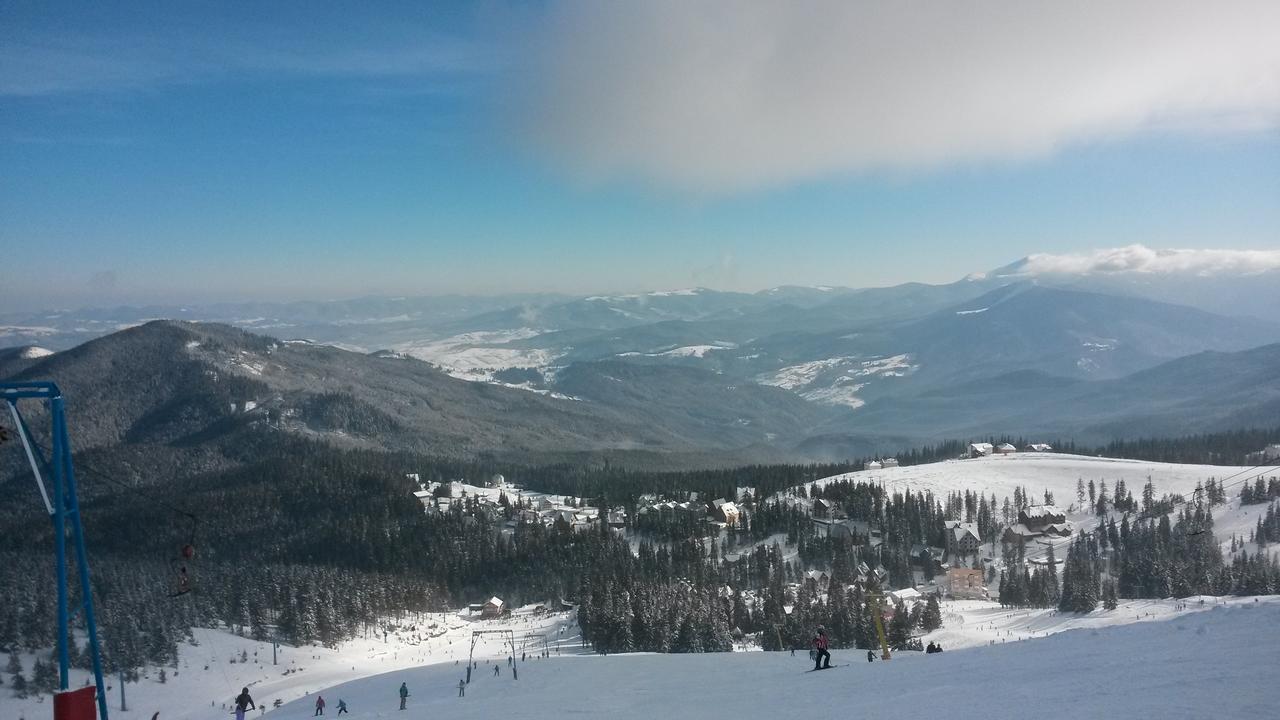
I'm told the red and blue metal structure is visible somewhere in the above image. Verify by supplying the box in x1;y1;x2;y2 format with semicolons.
2;381;110;720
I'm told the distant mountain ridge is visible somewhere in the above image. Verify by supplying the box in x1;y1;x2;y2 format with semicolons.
5;255;1280;469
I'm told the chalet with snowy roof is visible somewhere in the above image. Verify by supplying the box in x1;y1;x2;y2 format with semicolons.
1019;505;1067;531
888;587;922;606
946;568;987;600
709;499;740;525
803;570;831;590
1025;443;1053;452
606;509;627;529
881;458;900;468
481;597;505;618
945;521;982;556
967;442;994;458
412;488;433;507
995;443;1017;455
865;460;882;470
812;498;846;520
911;544;945;571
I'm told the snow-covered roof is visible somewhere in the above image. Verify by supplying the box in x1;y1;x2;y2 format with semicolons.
888;588;922;603
1004;523;1039;538
485;597;504;608
1022;504;1064;520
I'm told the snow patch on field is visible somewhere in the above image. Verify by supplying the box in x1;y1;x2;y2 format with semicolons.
808;452;1255;506
955;307;989;315
758;354;916;407
758;356;857;390
394;330;561;384
617;342;737;359
798;380;867;409
18;346;55;358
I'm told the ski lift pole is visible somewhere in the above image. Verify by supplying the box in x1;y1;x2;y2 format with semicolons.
58;396;110;717
51;398;70;688
869;592;891;661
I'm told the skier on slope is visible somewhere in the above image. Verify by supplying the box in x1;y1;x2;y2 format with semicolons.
336;699;348;715
399;682;409;710
812;627;831;670
234;688;256;720
314;695;325;716
866;649;875;663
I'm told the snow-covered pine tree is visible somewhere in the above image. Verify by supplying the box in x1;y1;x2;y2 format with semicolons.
921;594;942;632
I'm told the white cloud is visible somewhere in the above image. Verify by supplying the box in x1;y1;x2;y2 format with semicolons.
1014;245;1280;276
512;1;1280;193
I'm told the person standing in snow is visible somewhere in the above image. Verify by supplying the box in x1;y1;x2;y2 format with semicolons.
458;679;466;697
399;682;409;710
866;649;875;663
336;699;348;715
812;627;831;670
314;695;325;716
234;688;255;720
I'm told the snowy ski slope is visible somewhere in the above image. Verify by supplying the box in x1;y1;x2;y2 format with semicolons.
266;597;1280;720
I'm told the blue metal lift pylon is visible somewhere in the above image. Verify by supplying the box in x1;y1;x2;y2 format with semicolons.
2;381;110;720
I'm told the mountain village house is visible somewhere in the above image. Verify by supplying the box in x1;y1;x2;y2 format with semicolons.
709;499;741;525
1002;504;1072;544
967;442;994;458
945;520;982;557
946;568;988;600
481;597;505;618
803;570;831;591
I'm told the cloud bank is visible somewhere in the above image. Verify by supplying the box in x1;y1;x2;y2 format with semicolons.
513;1;1280;193
1015;245;1280;276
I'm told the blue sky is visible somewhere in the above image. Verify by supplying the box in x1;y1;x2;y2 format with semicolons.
3;1;1278;311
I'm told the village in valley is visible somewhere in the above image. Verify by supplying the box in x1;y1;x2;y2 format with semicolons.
406;440;1280;654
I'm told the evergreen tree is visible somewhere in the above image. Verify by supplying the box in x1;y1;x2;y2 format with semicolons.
7;653;25;698
921;595;943;632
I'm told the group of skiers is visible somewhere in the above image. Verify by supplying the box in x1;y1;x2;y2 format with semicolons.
309;695;348;715
808;627;943;669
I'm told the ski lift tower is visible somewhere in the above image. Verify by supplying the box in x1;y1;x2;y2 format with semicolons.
467;629;517;682
520;633;550;658
2;382;110;720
